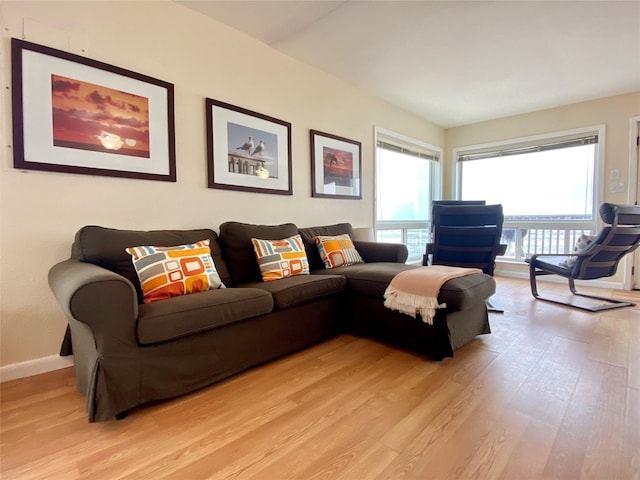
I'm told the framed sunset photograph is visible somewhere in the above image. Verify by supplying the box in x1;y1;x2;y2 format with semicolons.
310;130;362;199
12;38;176;181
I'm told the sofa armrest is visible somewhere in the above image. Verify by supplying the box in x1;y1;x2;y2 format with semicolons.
48;259;139;349
353;241;408;263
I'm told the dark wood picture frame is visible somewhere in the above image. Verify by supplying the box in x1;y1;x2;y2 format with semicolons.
206;98;292;195
12;38;176;182
310;130;362;199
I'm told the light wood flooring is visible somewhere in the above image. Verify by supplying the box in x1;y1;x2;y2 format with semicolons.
1;277;639;479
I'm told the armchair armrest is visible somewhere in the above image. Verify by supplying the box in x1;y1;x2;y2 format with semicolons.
48;259;139;349
353;241;408;263
525;252;578;264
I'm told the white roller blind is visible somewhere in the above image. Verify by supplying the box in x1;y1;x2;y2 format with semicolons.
457;132;598;162
377;131;440;162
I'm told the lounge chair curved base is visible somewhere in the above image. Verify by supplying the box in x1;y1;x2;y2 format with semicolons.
530;273;635;312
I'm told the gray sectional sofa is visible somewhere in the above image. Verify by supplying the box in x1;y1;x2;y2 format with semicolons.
49;221;495;422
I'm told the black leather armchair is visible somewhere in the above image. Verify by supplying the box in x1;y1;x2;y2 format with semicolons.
526;203;640;311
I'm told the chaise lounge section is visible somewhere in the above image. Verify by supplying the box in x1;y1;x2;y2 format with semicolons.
49;221;495;422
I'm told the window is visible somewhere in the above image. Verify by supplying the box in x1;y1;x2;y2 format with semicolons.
455;126;603;261
375;128;441;263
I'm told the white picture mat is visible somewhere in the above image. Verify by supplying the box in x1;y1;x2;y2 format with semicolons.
211;104;290;191
21;49;171;175
313;135;361;196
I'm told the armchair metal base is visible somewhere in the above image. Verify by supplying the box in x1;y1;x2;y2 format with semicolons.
486;297;504;313
529;268;636;313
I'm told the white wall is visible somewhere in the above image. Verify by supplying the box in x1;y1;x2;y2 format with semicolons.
0;0;444;370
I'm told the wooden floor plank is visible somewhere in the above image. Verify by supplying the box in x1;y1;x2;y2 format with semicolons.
1;277;639;480
497;417;559;480
620;386;640;480
580;363;629;480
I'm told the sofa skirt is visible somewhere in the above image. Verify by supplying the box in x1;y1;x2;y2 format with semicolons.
347;295;490;360
69;295;344;422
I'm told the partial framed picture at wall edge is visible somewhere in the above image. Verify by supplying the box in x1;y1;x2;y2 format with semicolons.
310;130;362;199
11;38;176;181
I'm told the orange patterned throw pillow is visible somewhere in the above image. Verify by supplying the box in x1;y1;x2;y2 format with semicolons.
251;235;310;282
126;239;225;303
315;234;364;269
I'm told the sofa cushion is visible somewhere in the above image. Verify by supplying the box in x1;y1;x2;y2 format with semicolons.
72;226;231;303
438;271;496;310
251;235;310;281
126;240;225;303
240;274;346;309
137;288;273;345
351;240;409;264
219;222;299;285
312;262;495;311
298;223;355;271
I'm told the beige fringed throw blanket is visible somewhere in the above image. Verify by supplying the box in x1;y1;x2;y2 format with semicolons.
384;265;482;324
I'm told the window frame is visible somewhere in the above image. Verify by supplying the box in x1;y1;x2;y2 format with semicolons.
453;125;605;226
451;125;606;262
374;126;442;262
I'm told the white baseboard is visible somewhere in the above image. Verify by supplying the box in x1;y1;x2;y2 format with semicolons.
0;355;74;383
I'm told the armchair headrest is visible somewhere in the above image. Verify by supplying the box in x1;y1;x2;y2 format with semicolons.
599;203;617;224
599;203;640;226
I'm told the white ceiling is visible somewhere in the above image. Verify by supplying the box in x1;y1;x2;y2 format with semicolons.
178;0;640;128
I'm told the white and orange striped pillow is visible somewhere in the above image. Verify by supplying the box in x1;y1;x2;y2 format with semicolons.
251;234;310;282
315;234;364;269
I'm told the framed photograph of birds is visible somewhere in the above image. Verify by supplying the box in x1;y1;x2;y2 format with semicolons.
310;130;362;199
11;38;176;182
206;98;292;195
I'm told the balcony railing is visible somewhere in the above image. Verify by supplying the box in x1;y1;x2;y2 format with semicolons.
376;226;430;264
376;222;596;264
500;223;595;262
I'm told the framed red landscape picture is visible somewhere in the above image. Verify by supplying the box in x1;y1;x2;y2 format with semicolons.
310;130;362;199
11;38;176;181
